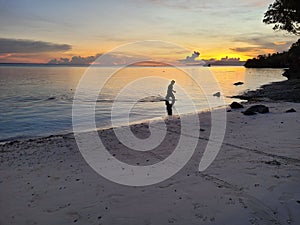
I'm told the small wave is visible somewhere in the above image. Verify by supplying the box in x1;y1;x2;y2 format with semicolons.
96;99;115;103
16;96;44;103
138;95;165;102
96;99;141;103
5;95;72;103
45;94;73;102
96;95;165;103
1;96;46;105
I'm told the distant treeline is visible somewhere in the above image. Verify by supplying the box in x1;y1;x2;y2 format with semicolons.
244;52;289;68
244;38;300;69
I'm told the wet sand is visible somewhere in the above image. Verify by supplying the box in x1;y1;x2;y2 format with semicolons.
1;101;300;225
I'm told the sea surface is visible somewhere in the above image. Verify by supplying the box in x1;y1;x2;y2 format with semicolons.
0;65;286;142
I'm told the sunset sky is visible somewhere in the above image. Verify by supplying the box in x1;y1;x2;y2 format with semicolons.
0;0;298;64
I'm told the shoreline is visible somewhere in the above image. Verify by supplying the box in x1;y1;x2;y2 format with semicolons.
0;66;286;144
1;75;297;146
0;105;218;146
1;99;300;224
233;79;300;103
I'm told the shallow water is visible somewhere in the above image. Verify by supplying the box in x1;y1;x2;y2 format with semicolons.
0;65;286;141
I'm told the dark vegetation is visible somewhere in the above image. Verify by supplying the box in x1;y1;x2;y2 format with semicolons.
263;0;300;35
244;0;300;79
237;1;300;102
244;39;299;68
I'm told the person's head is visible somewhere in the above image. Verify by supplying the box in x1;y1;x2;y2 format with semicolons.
171;80;175;84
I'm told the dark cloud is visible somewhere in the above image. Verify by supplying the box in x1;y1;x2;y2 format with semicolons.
230;33;297;56
230;47;277;58
179;51;201;64
0;38;71;54
230;47;260;53
48;54;101;65
236;37;293;51
48;53;150;66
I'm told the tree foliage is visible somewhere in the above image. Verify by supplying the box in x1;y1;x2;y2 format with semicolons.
263;0;300;35
284;38;300;78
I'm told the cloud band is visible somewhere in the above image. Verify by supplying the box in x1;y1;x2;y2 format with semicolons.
0;38;71;54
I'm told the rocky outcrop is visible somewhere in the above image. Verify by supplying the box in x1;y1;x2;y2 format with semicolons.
243;105;269;115
213;92;221;97
233;79;300;103
233;82;244;86
230;102;244;109
286;108;296;113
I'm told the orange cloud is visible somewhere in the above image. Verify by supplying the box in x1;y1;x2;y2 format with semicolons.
273;41;287;46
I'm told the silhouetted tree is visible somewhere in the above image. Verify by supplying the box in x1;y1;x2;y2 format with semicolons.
283;38;300;79
263;0;300;34
245;0;300;79
244;51;289;68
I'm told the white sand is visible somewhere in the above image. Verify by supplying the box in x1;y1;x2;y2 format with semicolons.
1;101;300;225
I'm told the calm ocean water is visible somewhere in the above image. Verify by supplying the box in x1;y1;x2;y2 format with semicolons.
0;65;286;142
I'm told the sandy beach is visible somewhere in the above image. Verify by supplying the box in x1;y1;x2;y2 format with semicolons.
1;0;300;223
1;100;299;225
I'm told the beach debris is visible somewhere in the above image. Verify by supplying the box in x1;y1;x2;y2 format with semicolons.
213;92;221;97
230;102;244;109
233;81;244;86
243;105;269;115
285;108;296;113
264;160;281;166
47;96;56;100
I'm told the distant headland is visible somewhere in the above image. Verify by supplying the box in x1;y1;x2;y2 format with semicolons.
244;39;300;79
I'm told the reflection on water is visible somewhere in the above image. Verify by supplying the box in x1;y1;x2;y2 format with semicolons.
0;66;286;141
